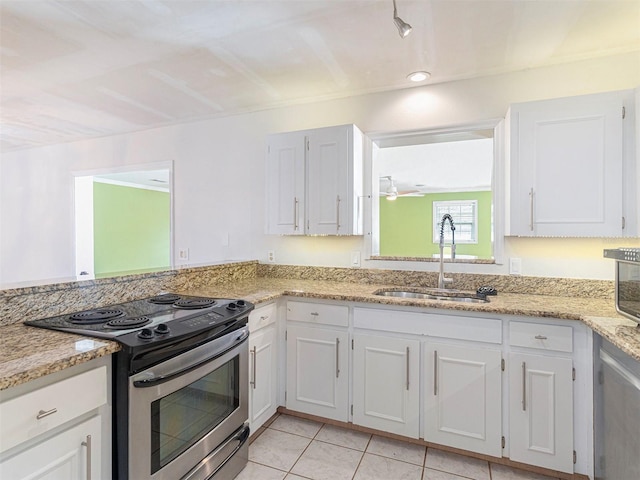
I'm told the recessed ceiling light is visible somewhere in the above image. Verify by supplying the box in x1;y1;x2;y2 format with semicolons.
407;71;430;82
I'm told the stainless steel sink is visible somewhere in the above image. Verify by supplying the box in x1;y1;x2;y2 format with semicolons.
374;289;489;303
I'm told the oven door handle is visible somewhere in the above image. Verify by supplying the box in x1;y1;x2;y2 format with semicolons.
133;329;249;388
182;424;250;480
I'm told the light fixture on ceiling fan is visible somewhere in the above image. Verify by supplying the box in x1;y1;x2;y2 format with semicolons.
380;176;421;201
392;0;412;38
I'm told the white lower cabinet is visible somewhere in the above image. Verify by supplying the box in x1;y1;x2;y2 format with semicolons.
508;352;574;473
281;301;591;478
249;325;278;431
352;333;420;438
248;303;279;431
0;360;110;480
0;415;101;480
286;323;349;421
424;342;502;457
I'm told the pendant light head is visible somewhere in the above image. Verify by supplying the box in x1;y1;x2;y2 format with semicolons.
392;0;412;38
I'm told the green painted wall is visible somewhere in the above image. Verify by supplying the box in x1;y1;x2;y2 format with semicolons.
93;182;170;276
379;191;493;258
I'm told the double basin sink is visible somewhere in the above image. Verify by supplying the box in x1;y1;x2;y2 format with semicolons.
374;288;489;303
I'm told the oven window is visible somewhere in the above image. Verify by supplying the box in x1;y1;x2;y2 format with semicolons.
150;356;239;473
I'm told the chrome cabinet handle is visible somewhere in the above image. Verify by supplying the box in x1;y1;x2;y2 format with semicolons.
294;197;299;231
81;435;92;480
310;312;319;317
522;362;527;411
534;335;547;340
434;350;438;395
36;408;57;419
260;315;269;321
406;347;410;390
250;346;257;389
529;187;534;231
335;338;340;378
336;195;341;231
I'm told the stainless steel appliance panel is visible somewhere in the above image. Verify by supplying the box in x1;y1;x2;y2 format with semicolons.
129;327;249;480
594;335;640;479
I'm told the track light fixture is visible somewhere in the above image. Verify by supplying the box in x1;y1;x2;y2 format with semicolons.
392;0;412;38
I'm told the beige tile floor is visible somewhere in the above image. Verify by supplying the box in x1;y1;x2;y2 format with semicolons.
237;414;563;480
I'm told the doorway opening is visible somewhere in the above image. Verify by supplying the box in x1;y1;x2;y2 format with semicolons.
74;164;173;280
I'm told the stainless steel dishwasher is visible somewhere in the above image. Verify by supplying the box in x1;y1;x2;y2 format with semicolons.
594;334;640;479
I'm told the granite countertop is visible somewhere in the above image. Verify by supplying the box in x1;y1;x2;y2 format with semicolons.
2;277;638;391
0;324;120;390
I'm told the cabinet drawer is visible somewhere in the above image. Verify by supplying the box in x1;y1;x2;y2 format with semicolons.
353;308;502;344
0;366;107;453
509;322;573;353
286;301;348;327
249;302;277;332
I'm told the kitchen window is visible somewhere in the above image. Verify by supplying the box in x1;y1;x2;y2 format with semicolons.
433;200;478;244
370;122;504;262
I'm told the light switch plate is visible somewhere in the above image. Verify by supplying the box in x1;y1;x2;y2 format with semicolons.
351;251;361;267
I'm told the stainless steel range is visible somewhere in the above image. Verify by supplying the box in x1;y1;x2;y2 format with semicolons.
25;293;254;480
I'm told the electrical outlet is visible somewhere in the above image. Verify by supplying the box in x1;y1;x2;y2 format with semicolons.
267;251;275;263
178;248;189;261
509;257;522;275
351;251;361;267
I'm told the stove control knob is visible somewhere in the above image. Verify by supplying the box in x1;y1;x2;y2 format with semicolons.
154;323;170;335
138;328;154;340
226;303;239;311
236;300;247;308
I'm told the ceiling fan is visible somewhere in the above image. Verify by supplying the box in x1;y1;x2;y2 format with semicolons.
379;176;422;200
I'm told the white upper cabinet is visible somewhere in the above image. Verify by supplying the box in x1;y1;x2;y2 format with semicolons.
506;90;634;237
265;131;306;235
266;124;364;235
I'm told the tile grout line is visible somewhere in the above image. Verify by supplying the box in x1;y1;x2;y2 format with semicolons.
256;417;562;480
280;417;326;477
349;432;374;480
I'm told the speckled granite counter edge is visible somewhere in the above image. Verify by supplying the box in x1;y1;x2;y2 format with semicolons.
0;261;259;327
258;264;614;299
1;261;631;391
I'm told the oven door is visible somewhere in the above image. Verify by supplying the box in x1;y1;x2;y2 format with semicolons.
128;326;249;480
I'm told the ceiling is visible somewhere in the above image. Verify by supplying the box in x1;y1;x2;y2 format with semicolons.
93;168;170;191
2;0;639;153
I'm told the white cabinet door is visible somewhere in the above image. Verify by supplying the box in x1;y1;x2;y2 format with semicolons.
0;414;101;480
508;91;625;237
307;125;362;235
266;124;364;236
266;131;305;235
286;324;349;422
424;343;502;457
249;325;278;431
509;353;574;473
352;333;420;438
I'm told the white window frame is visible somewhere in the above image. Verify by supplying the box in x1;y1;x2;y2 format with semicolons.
432;200;478;244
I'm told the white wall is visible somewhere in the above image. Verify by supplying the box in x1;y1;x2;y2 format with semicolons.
1;51;639;286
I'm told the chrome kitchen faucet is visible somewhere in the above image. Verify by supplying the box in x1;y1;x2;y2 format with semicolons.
437;214;456;289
